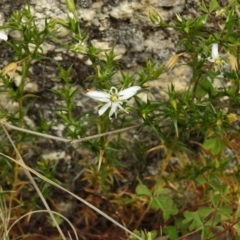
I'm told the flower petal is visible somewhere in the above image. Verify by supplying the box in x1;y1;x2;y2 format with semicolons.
207;57;214;63
86;90;110;102
118;86;141;100
109;102;118;118
116;102;128;114
211;43;219;60
98;102;111;115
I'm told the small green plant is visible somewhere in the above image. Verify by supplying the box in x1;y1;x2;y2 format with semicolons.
132;229;157;240
135;181;178;222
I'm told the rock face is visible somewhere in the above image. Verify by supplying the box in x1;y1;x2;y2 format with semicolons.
0;0;197;132
1;0;197;67
0;0;198;141
0;0;201;103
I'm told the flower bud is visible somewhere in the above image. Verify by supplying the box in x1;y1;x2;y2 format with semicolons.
0;30;8;41
227;113;238;123
170;99;177;110
149;11;162;25
175;13;182;22
65;0;76;17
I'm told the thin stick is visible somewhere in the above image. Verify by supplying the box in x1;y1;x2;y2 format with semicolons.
71;124;139;143
2;121;139;143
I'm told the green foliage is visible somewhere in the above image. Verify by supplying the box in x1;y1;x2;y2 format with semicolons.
132;229;157;240
203;137;226;155
135;181;178;221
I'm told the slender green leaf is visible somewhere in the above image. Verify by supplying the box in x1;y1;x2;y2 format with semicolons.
199;0;208;12
209;0;220;12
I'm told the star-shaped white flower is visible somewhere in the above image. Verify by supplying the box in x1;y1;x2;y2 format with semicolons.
86;86;141;118
207;43;225;71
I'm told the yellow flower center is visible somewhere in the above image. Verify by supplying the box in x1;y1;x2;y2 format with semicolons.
110;94;118;102
109;87;119;102
215;58;222;66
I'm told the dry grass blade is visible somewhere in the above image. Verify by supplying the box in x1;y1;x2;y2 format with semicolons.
0;188;11;240
0;121;143;240
1;122;67;240
0;152;143;240
7;210;78;240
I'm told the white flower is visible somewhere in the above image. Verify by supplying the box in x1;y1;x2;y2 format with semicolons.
86;86;141;118
207;43;225;71
0;30;8;41
215;9;226;18
208;43;220;63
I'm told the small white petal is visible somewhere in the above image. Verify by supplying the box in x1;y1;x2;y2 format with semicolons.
118;86;141;100
109;86;118;95
98;102;111;115
0;31;8;41
109;102;118;117
207;57;214;63
86;90;110;102
116;102;128;113
211;43;219;60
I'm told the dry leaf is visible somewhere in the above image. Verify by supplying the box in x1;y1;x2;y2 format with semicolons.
1;62;18;80
227;51;238;71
